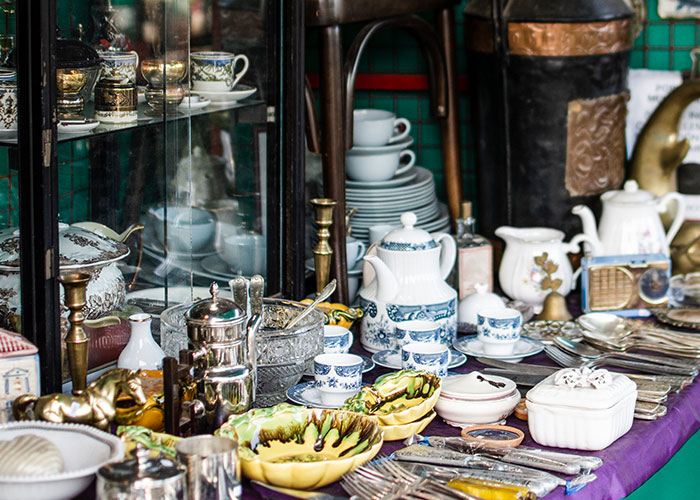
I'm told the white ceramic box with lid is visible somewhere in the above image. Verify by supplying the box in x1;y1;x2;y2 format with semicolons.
526;368;636;450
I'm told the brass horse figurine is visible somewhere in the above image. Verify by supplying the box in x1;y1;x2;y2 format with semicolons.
12;368;147;431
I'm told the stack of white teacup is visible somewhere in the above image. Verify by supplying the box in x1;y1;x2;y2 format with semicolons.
346;109;415;182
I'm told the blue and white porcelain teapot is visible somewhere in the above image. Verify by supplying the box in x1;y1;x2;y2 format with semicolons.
359;212;457;352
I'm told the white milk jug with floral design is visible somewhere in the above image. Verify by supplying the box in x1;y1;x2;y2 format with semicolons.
359;212;457;352
495;226;597;312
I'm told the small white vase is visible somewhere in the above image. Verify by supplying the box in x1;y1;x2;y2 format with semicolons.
118;313;165;370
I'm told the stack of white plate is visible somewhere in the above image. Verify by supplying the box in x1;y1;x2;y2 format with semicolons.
346;166;450;243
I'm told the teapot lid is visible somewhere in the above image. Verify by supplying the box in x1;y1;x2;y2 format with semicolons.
379;212;438;251
186;282;245;327
602;180;655;204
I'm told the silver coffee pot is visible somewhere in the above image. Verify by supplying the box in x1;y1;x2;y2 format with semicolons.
183;280;262;431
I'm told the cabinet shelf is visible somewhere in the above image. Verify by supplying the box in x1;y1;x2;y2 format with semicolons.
0;98;266;147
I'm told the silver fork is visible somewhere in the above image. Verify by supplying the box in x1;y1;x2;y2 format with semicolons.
543;344;695;376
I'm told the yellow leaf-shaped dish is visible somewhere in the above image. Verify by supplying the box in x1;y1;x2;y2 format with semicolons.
299;300;363;329
380;410;436;441
217;404;383;490
342;370;441;426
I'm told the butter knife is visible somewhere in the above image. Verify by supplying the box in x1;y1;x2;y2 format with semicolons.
249;275;264;316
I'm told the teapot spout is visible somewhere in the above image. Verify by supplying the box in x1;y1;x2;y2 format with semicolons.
571;205;603;255
363;254;399;302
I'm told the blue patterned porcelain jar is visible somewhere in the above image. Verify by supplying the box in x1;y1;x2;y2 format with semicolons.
360;212;457;352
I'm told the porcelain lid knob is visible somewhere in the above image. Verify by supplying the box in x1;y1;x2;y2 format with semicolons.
401;211;417;229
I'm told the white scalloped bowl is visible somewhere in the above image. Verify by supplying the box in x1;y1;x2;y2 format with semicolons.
0;421;125;500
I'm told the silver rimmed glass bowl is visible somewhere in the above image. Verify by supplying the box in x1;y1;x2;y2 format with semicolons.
256;298;324;407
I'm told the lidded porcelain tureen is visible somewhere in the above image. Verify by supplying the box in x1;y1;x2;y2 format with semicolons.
0;223;134;324
359;212;457;352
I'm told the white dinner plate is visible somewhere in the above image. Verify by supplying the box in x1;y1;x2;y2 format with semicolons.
345;167;418;189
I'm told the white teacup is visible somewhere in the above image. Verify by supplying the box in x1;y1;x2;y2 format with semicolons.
401;342;449;377
353;109;411;147
346;147;415;182
221;232;266;276
346;236;366;270
369;224;397;245
314;353;363;406
190;51;249;92
323;325;353;353
98;50;140;82
477;308;522;356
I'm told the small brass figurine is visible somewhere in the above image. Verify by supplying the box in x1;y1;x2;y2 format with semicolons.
59;272;91;395
12;368;146;431
310;198;336;295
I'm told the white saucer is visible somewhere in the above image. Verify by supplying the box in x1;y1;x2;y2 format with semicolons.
348;136;413;154
453;335;544;362
143;240;217;260
303;354;375;377
286;381;363;409
192;84;257;103
346;167;418;189
372;349;467;370
179;95;211;110
58;119;100;133
304;257;363;277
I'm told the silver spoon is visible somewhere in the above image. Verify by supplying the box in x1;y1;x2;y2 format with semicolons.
286;279;336;329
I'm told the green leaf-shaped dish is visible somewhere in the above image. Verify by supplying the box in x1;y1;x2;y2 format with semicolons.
217;404;383;490
342;370;442;425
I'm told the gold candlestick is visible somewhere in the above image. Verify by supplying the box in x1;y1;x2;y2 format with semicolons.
310;198;336;295
59;272;91;395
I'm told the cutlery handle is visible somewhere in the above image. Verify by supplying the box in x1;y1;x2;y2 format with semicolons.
602;357;698;376
613;350;700;369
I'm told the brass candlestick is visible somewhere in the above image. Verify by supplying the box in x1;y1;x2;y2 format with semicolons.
310;198;336;295
59;272;91;395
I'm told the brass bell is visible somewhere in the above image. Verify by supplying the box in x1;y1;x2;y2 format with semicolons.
537;291;573;321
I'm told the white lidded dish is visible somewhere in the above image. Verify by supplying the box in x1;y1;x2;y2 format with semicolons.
435;371;520;427
526;369;637;450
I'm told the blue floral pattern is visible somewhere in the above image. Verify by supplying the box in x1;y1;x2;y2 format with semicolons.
360;297;378;318
380;241;438;251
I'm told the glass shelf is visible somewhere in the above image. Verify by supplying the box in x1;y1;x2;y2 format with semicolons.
0;97;266;147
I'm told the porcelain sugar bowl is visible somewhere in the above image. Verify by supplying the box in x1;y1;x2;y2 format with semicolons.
0;223;135;326
359;212;457;352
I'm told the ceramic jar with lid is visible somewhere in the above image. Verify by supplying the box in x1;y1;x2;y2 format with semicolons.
360;212;457;352
526;368;637;450
95;77;138;123
96;449;186;499
0;223;132;326
457;282;506;326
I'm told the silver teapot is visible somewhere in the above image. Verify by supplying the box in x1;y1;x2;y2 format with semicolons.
183;281;262;431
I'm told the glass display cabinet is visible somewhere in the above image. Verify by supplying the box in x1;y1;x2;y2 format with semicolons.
3;0;304;393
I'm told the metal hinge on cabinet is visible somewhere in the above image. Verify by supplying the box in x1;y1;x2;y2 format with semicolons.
267;106;276;123
43;129;52;167
45;247;55;278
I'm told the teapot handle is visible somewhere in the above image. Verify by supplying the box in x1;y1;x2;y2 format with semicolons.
434;233;457;280
658;192;686;246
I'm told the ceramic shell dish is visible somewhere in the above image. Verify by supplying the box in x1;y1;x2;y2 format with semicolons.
434;372;520;428
0;421;125;500
217;403;383;490
342;370;441;425
526;368;637;450
380;409;436;441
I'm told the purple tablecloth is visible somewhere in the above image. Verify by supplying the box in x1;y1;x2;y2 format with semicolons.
244;347;700;500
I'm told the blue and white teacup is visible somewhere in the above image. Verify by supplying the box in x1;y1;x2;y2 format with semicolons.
190;51;249;92
314;353;363;406
394;320;440;349
324;325;353;353
477;307;522;356
401;342;449;377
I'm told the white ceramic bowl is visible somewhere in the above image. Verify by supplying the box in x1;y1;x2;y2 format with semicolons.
0;421;125;500
435;372;521;427
149;205;216;253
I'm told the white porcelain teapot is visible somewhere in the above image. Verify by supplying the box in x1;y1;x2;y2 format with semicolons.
572;180;685;257
359;212;457;352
